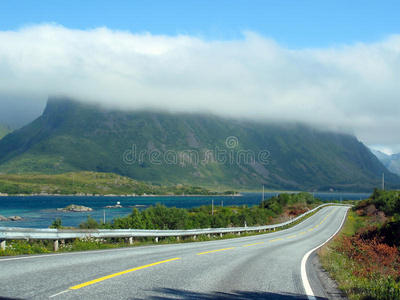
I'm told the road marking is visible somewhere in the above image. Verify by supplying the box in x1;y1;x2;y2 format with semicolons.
314;225;319;228
0;243;169;263
319;221;323;225
243;242;264;247
298;232;306;235
269;238;283;242
327;208;337;217
301;206;349;300
196;247;235;255
50;290;70;298
286;235;297;239
69;257;180;290
307;228;314;232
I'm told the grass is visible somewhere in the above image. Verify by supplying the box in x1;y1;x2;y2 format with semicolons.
0;240;53;255
319;211;363;297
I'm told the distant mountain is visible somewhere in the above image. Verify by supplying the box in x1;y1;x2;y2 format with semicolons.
0;97;398;192
0;124;13;140
370;148;400;176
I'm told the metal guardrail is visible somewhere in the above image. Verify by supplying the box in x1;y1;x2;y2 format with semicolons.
0;203;351;251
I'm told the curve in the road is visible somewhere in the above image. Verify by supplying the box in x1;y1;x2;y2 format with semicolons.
0;206;350;300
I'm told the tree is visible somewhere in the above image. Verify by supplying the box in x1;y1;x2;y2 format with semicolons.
79;215;100;229
50;218;62;229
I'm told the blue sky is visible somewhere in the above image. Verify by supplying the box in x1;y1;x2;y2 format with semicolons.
0;1;400;153
1;0;399;48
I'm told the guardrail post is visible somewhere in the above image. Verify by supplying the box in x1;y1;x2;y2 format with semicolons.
237;231;241;236
193;235;197;240
53;240;59;252
176;236;180;242
207;234;211;238
0;240;5;250
219;233;223;238
154;237;159;243
129;237;133;245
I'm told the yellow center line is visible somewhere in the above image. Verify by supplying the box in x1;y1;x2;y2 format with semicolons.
314;224;319;228
286;235;297;239
329;209;337;217
69;258;181;290
298;232;306;235
319;221;324;225
243;242;264;247
307;228;314;232
269;238;283;242
196;247;235;255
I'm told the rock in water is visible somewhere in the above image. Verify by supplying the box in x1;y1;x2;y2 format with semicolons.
60;204;93;212
105;204;123;209
8;216;23;221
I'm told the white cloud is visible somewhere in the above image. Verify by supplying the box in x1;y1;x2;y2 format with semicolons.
0;24;400;152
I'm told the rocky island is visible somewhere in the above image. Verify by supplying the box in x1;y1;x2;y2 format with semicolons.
105;202;123;209
0;215;24;221
57;204;93;212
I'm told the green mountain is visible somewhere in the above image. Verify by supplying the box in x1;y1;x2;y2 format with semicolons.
0;97;398;191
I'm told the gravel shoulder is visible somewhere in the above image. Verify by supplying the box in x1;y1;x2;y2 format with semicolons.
313;253;347;299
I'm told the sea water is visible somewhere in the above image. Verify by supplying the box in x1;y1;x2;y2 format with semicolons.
0;192;370;228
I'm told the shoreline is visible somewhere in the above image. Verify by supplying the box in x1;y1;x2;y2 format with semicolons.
0;193;244;198
0;190;373;197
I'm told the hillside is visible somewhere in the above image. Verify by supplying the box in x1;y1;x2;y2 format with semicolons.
0;97;398;191
0;124;13;140
0;171;229;196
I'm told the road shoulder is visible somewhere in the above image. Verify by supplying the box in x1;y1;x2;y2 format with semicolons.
313;252;346;299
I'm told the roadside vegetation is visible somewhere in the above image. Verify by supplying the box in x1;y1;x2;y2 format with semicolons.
0;171;236;196
1;192;323;256
320;188;400;299
76;191;321;230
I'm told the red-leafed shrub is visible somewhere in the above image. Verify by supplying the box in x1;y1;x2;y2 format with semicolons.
339;230;400;278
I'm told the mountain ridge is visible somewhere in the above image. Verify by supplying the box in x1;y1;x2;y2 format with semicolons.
369;148;400;176
0;97;398;192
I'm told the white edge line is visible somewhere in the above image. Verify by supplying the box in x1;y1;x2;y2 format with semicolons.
49;289;70;298
301;207;349;300
0;242;165;262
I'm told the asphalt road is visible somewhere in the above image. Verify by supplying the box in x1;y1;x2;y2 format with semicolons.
0;206;349;300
